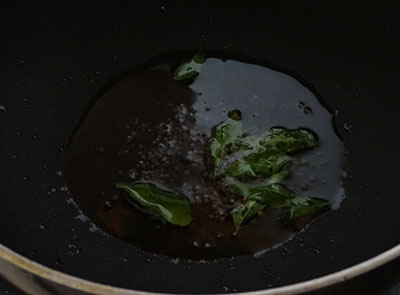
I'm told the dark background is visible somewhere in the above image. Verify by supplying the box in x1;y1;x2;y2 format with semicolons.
0;0;399;294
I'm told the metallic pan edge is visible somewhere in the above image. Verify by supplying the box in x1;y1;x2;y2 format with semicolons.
0;243;399;295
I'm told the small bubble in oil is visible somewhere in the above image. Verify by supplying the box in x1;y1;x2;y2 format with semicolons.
67;244;81;255
55;258;63;266
303;106;312;115
343;123;352;133
60;186;69;192
312;247;320;254
221;286;230;292
104;201;113;209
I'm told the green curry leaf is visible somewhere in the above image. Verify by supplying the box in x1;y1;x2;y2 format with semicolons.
268;170;290;184
232;200;265;233
229;181;294;232
173;52;206;82
285;197;330;219
260;128;317;153
115;182;193;226
248;183;294;208
231;187;330;232
210;110;243;172
210;114;318;178
225;178;253;197
229;135;259;154
223;148;291;177
225;171;290;197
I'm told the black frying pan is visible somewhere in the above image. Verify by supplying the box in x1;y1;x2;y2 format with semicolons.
0;1;400;294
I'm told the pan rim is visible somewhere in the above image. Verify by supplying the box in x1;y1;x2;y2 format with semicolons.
1;243;400;294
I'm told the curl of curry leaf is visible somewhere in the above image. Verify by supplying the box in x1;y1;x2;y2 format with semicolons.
259;128;317;153
232;201;265;233
223;148;291;177
225;171;290;196
173;52;206;82
210;110;243;173
231;183;329;232
285;197;330;219
115;182;192;226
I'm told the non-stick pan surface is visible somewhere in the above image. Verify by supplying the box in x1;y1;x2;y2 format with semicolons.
0;1;399;293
